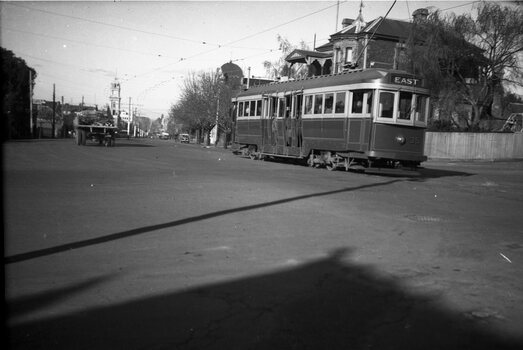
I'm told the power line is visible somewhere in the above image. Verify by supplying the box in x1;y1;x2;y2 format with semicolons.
4;2;222;48
122;1;345;83
4;26;179;59
5;1;288;52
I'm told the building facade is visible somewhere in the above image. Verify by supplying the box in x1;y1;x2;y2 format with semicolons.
286;8;429;77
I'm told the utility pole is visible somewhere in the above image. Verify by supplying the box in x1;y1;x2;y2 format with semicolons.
127;97;132;136
61;96;65;138
215;96;220;146
335;0;339;32
52;84;56;139
29;70;33;138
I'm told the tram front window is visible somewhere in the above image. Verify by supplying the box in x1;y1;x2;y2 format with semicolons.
379;91;394;118
398;92;413;120
415;95;428;123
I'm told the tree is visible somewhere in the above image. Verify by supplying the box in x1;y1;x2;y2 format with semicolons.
169;69;230;145
1;48;37;139
263;35;310;80
407;2;523;130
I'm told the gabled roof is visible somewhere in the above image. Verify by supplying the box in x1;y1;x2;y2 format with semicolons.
316;16;413;53
330;17;412;42
285;49;331;64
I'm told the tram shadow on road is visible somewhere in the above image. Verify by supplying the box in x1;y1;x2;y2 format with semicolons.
7;248;521;350
249;155;473;179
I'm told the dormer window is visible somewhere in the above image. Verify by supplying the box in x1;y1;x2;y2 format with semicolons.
345;47;353;64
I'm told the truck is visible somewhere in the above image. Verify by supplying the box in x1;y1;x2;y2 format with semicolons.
74;110;118;146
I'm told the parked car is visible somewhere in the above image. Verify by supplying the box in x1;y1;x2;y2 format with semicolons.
180;133;190;143
159;132;170;140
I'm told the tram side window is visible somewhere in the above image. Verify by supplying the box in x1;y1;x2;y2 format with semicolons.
415;95;428;123
366;91;373;114
278;98;285;118
314;94;323;114
335;92;346;113
262;98;269;117
379;92;395;118
304;95;313;115
352;91;364;114
238;102;244;117
324;93;334;114
250;101;256;117
398;92;413;120
244;101;250;117
256;100;262;117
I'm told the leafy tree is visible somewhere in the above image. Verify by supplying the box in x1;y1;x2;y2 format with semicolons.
263;35;310;80
169;69;230;145
407;2;523;131
1;48;37;139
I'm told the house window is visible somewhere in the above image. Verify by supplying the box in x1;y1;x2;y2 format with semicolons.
345;47;353;63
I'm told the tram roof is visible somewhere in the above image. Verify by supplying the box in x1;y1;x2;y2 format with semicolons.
236;68;404;97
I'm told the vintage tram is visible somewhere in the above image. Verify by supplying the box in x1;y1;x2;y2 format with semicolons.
231;68;430;171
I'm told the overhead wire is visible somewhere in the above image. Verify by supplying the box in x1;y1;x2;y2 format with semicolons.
3;26;180;59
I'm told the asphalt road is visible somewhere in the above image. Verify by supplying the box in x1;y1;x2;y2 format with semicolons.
4;138;523;349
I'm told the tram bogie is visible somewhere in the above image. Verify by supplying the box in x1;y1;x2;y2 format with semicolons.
232;69;430;173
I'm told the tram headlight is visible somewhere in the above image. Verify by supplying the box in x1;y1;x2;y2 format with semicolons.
395;135;406;145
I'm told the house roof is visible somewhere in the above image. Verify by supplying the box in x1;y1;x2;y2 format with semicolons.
315;16;413;53
285;49;331;64
332;17;412;41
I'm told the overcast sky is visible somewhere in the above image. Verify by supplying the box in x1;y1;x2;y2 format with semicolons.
1;1;481;119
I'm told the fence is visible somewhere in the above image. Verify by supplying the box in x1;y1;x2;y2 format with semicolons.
425;132;523;160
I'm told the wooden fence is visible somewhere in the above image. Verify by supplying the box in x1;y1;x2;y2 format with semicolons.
425;132;523;160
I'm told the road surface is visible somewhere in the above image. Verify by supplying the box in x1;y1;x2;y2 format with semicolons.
4;138;523;349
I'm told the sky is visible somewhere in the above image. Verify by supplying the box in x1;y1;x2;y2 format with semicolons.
1;0;484;119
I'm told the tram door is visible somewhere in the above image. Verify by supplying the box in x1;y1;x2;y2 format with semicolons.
291;93;303;151
261;96;278;151
280;95;293;152
348;90;374;152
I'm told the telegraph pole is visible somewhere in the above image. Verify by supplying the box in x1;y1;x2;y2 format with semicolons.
29;70;33;138
61;96;65;138
127;97;132;136
52;84;56;138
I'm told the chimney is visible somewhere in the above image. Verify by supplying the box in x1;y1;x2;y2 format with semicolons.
342;18;353;28
412;8;429;22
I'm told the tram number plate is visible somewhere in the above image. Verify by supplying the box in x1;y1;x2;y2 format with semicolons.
408;136;421;144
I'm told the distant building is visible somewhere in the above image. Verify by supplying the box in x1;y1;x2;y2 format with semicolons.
109;78;121;119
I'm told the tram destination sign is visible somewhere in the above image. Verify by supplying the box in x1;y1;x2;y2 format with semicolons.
390;74;422;87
